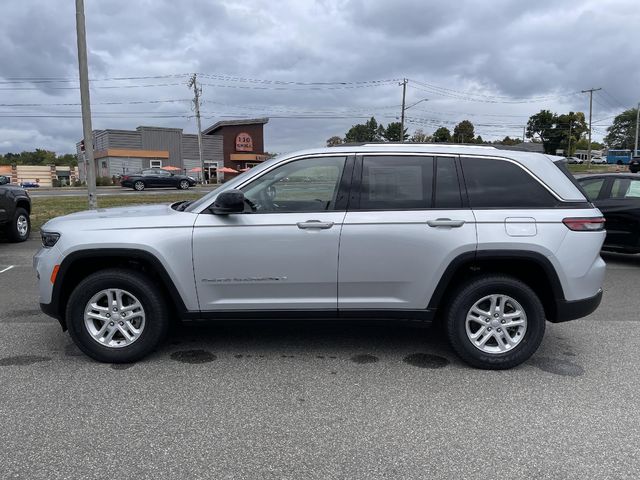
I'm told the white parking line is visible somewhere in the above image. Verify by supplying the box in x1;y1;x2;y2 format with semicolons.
0;265;15;274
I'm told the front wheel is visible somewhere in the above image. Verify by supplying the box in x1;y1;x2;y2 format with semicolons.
445;276;545;370
6;207;30;242
66;269;169;363
178;179;190;190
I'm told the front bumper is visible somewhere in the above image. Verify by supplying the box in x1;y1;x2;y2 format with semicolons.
551;289;603;323
40;302;66;330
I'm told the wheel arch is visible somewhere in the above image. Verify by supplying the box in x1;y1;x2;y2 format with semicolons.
15;198;31;215
429;250;565;322
51;248;188;329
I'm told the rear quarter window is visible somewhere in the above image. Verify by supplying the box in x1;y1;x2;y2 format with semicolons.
461;157;558;208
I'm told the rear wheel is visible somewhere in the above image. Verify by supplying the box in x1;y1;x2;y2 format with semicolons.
445;276;545;370
66;269;169;363
133;181;145;191
6;207;30;242
178;179;190;190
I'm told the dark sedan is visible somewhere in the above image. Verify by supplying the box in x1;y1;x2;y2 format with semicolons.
577;173;640;253
121;168;197;191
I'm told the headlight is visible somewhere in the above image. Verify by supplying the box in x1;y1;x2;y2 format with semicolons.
41;231;60;248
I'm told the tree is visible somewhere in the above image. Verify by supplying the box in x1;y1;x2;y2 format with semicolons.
500;136;522;146
574;138;604;151
604;108;639;150
557;111;587;156
409;128;431;143
474;135;485;144
526;110;587;155
526;110;556;153
344;117;384;143
432;127;452;143
382;122;408;142
326;136;343;147
453;120;475;143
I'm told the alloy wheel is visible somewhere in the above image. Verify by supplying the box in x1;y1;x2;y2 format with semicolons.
465;294;527;354
16;214;28;238
83;288;146;348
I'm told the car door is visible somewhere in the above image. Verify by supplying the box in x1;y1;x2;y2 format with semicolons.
595;177;640;250
338;154;477;311
192;154;352;311
0;182;10;223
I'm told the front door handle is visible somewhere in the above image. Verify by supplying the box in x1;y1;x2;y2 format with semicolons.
297;220;334;230
427;218;465;228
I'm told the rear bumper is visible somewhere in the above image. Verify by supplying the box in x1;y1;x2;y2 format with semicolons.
551;289;602;323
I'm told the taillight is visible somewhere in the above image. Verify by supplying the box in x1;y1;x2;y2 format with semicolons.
562;217;605;231
122;175;129;181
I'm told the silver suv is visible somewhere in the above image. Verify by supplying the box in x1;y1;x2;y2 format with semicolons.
35;144;605;369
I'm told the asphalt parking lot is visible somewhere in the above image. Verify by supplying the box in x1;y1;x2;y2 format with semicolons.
1;239;639;479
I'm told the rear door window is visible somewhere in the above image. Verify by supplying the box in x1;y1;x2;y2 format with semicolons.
435;157;462;208
358;155;434;210
578;177;606;201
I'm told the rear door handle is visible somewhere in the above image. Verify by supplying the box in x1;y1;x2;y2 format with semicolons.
427;218;465;228
297;220;334;230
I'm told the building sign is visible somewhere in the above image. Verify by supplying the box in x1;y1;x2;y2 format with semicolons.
235;132;253;152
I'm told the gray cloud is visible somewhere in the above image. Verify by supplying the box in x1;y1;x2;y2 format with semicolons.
0;0;638;154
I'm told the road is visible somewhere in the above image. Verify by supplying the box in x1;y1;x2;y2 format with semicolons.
0;239;639;479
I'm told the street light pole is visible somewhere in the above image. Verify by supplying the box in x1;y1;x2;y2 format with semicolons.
74;0;97;209
634;102;639;157
581;87;602;168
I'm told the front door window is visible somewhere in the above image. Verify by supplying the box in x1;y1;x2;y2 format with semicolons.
241;156;346;212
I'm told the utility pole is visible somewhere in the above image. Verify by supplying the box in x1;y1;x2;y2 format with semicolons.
581;87;602;168
188;73;206;183
399;78;407;143
634;101;639;157
522;126;526;143
567;121;573;157
74;0;97;209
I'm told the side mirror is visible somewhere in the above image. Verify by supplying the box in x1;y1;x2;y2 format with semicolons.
210;189;245;214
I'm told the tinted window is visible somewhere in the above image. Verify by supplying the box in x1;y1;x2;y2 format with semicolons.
241;156;346;213
578;177;605;201
461;157;557;208
360;156;433;209
435;157;462;208
610;178;640;199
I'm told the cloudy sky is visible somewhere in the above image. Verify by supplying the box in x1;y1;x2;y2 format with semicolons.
0;0;638;155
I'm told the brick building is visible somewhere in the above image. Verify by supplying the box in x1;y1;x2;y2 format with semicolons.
77;118;268;182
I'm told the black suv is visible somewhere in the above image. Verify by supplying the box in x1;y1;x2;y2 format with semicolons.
0;175;31;242
629;157;640;174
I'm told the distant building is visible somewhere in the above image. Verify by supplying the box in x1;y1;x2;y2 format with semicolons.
77;118;268;182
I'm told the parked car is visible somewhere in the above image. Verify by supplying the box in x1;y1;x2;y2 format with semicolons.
590;156;607;165
576;173;640;253
19;181;40;188
0;175;31;242
35;145;605;369
629;157;640;173
566;156;583;164
120;168;196;191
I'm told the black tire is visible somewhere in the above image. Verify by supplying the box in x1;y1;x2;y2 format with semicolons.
66;269;169;363
133;181;145;191
445;276;546;370
178;179;190;190
6;207;30;242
